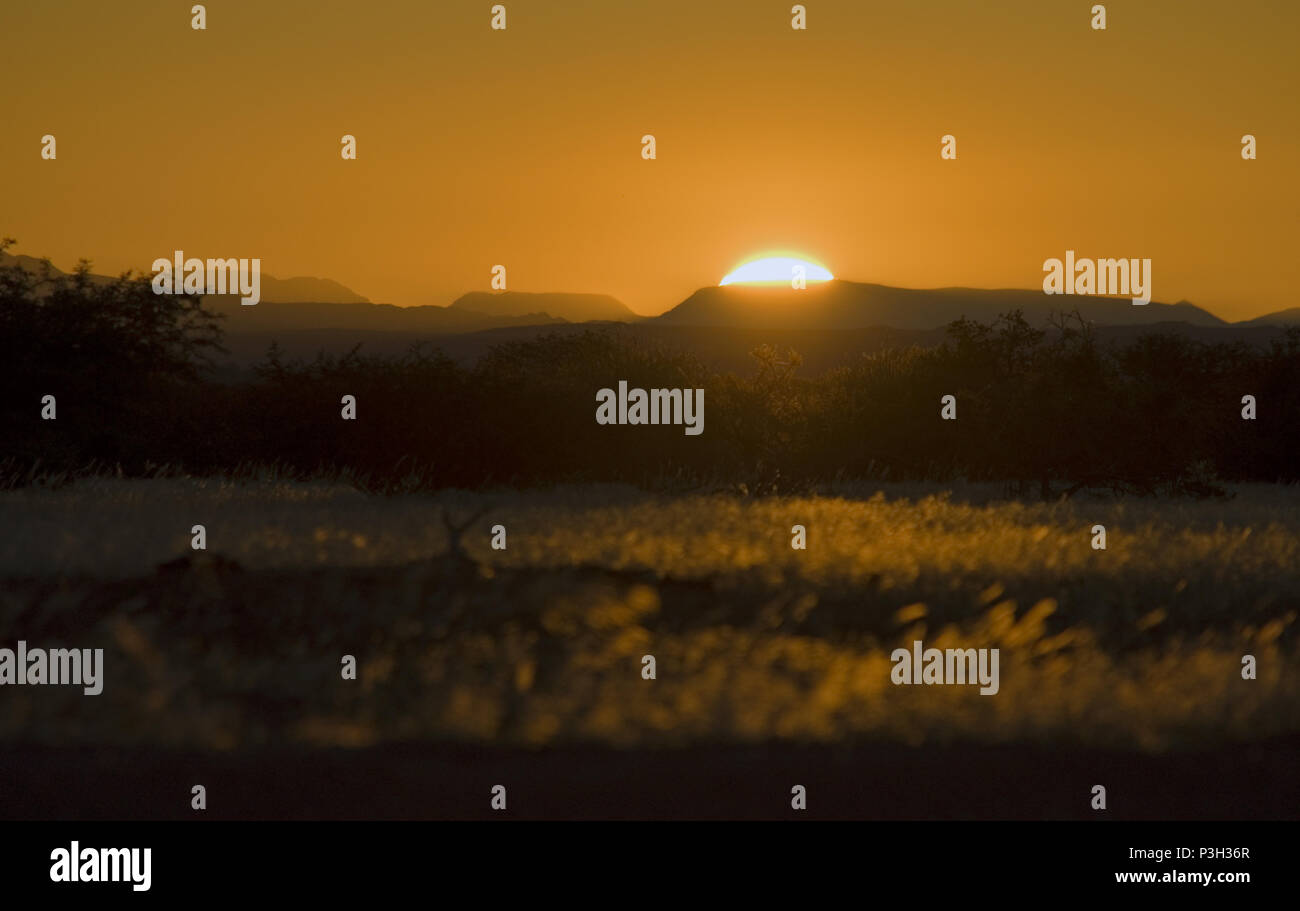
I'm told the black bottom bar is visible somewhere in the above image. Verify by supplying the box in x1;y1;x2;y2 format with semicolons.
0;820;1279;898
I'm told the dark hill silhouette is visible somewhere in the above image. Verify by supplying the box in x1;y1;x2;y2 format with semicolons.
8;250;1284;344
451;291;640;323
1237;307;1300;327
0;253;108;282
655;280;1226;330
0;252;566;334
0;252;368;304
204;297;566;333
254;275;368;304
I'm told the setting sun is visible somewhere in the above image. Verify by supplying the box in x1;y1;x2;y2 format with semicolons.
719;255;834;286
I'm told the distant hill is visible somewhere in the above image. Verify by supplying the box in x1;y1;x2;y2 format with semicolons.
0;252;122;288
1236;307;1300;327
451;291;640;323
204;298;566;334
195;274;371;305
655;280;1227;330
0;253;89;278
11;251;1286;354
0;252;370;304
0;252;567;334
256;276;368;304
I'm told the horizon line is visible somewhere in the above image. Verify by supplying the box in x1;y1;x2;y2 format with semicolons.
4;248;1292;323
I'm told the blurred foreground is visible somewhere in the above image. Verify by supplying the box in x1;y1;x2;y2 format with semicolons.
1;479;1296;818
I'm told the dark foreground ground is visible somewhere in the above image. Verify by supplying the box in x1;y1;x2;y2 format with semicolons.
5;737;1297;820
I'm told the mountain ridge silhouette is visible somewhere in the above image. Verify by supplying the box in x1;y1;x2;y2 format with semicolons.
652;280;1233;330
451;291;641;323
5;251;1296;331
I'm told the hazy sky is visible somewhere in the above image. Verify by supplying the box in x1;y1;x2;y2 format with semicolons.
5;0;1297;318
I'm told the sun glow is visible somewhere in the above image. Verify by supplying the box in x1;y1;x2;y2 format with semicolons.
719;255;833;286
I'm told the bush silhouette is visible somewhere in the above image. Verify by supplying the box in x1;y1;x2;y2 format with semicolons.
3;246;1296;494
1;241;223;474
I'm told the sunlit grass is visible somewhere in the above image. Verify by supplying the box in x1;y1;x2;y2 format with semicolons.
0;479;1296;753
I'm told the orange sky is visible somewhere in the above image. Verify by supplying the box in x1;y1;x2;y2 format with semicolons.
5;0;1297;319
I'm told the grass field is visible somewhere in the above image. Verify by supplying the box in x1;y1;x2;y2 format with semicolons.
2;478;1296;762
